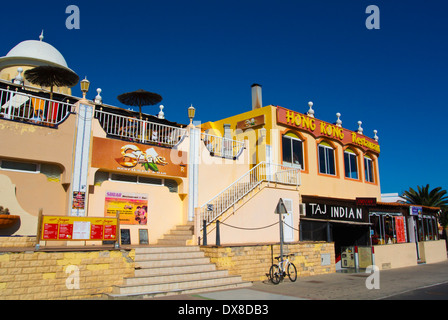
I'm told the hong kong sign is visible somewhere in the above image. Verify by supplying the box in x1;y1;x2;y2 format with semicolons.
276;107;380;154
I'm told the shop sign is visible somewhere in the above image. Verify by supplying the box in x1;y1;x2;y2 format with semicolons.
356;197;377;206
276;107;380;154
410;206;422;216
305;202;367;223
236;115;265;130
91;137;187;177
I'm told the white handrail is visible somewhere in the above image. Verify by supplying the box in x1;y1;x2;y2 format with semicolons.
0;87;74;126
201;132;245;159
95;109;187;147
199;162;301;228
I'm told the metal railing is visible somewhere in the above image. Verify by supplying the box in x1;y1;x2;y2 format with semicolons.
0;87;74;126
199;162;301;228
95;109;187;147
201;132;245;159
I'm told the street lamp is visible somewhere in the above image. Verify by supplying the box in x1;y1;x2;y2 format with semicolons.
188;104;196;127
80;77;90;100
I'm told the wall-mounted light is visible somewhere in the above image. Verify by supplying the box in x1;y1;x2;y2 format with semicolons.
80;77;90;100
188;104;196;126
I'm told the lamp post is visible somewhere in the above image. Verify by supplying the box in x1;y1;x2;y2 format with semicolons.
188;104;196;127
80;77;90;101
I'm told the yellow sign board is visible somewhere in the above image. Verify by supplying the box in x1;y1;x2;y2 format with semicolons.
40;215;118;241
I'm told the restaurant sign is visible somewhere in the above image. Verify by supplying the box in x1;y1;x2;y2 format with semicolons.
277;107;380;154
305;201;367;223
91;137;187;177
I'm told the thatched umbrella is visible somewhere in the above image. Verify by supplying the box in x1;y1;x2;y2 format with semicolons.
117;89;162;119
24;65;79;99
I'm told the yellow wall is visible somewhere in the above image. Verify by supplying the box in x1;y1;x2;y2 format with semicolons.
202;105;382;201
88;180;185;245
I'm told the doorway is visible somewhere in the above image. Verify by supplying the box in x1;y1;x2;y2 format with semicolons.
331;223;370;270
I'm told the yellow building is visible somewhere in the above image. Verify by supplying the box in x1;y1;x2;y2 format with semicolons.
200;84;444;269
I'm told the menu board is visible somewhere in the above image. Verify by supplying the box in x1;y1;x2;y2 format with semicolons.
41;216;118;241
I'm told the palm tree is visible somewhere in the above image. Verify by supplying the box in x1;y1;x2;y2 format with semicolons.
401;184;448;227
401;184;448;208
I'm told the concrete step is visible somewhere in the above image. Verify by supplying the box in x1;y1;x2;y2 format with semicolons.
135;246;200;254
134;250;204;261
105;280;252;300
124;269;230;286
135;263;216;277
135;257;211;269
156;238;192;246
112;274;247;296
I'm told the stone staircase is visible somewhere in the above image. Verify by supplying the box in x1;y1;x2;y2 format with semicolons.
156;223;195;246
105;245;252;299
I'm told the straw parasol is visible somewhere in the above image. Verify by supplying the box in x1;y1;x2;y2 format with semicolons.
24;65;79;99
117;89;162;119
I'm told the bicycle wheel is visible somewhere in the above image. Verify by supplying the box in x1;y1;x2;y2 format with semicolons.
269;264;281;284
287;262;297;282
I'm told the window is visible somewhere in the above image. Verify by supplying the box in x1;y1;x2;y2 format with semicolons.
364;155;374;183
344;149;358;179
0;159;39;173
318;142;335;175
282;133;304;169
370;213;404;245
419;216;438;241
94;171;178;193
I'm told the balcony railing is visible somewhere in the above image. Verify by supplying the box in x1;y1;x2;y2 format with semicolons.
95;109;187;147
0;87;74;126
201;132;245;159
200;162;301;227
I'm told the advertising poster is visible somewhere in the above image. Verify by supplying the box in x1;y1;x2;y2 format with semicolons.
105;191;148;225
395;216;407;243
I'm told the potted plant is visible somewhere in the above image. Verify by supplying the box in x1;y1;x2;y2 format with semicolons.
0;206;20;229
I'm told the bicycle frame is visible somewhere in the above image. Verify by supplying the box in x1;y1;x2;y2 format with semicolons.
268;253;297;284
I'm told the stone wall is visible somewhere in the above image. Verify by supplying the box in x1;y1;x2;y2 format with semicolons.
201;242;335;282
0;236;36;248
0;249;135;300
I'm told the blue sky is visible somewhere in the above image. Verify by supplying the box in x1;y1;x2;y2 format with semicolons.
2;0;447;195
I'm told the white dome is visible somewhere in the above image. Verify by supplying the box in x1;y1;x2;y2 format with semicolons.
4;40;68;68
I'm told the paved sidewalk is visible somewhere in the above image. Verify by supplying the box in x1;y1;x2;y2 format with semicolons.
150;260;448;300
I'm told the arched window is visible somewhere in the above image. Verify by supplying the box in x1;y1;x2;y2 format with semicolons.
344;148;358;179
318;141;335;175
364;155;374;183
282;132;304;169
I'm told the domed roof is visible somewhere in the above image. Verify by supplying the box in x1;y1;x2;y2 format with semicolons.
0;32;74;72
5;40;68;68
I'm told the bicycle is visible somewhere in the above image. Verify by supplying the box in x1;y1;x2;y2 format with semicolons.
268;253;297;284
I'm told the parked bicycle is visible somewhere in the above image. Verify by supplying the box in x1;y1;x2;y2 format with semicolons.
268;253;297;284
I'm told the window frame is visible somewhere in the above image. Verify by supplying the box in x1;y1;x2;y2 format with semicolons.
282;133;304;170
344;149;359;180
364;155;375;183
318;142;336;176
0;159;40;174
